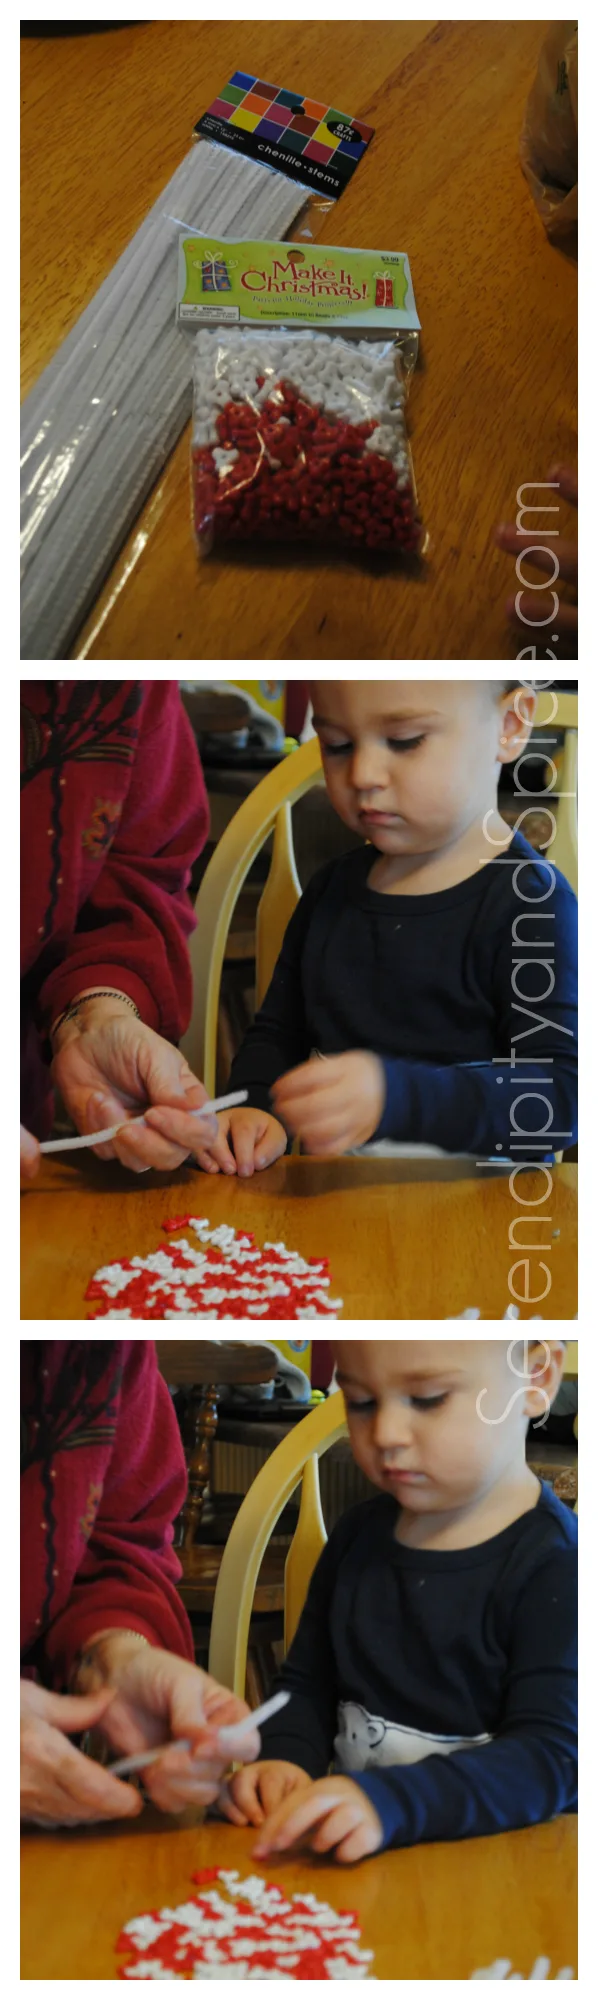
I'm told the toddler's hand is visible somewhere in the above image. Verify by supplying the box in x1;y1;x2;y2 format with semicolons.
272;1051;385;1157
218;1758;310;1827
194;1106;287;1178
253;1773;383;1865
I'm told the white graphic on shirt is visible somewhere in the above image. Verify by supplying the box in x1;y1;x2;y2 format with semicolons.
334;1699;492;1771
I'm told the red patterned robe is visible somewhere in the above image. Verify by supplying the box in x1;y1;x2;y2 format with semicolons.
21;681;209;1136
21;1341;193;1684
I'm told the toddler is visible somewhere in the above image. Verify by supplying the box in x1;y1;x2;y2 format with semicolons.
188;681;577;1173
220;1339;577;1862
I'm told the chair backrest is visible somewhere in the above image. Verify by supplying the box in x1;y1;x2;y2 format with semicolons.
155;1340;279;1391
180;736;323;1097
531;689;577;893
208;1391;347;1697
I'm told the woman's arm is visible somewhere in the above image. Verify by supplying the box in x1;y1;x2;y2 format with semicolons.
39;683;209;1045
41;1343;194;1683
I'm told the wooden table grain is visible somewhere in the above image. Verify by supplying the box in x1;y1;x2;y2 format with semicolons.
20;1155;577;1321
21;20;577;662
20;1811;577;1980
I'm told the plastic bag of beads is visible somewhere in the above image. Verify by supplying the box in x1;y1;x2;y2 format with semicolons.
191;326;422;559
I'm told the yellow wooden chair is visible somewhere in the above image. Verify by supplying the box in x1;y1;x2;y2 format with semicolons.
180;736;323;1097
208;1391;347;1698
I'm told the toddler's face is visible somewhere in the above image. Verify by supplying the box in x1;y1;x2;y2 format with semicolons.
333;1341;562;1513
310;682;522;856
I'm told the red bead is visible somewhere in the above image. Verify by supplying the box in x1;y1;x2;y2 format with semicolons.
193;376;419;562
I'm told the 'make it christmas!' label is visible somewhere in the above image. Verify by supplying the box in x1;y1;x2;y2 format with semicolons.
178;239;420;333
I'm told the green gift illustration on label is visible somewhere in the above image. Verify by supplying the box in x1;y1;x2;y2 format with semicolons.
177;238;420;332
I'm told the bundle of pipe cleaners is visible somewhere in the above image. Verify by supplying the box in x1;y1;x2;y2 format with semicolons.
21;143;308;659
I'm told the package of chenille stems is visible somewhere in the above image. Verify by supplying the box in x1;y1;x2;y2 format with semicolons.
21;71;374;658
178;237;423;561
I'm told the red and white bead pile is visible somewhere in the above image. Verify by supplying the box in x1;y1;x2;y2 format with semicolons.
86;1215;343;1319
116;1868;377;1979
192;328;421;556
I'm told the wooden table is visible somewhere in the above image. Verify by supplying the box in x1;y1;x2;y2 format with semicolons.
21;20;577;662
20;1811;577;1980
20;1155;577;1320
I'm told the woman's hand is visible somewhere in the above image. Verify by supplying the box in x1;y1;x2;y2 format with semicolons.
74;1632;260;1816
253;1773;384;1865
272;1052;385;1157
20;1125;40;1181
495;464;577;656
51;997;217;1173
219;1759;311;1827
20;1681;143;1827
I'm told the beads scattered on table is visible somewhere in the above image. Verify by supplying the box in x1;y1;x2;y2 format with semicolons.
192;329;421;556
86;1216;344;1319
448;1308;546;1320
116;1868;576;1980
470;1959;574;1980
116;1868;377;1978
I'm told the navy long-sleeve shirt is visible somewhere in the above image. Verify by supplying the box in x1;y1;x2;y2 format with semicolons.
260;1485;578;1852
229;832;577;1156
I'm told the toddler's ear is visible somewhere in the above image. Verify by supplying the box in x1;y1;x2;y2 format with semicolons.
524;1339;567;1421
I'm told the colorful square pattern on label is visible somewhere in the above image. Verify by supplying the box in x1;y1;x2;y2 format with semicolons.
290;114;318;136
197;75;374;193
313;121;341;149
262;101;294;128
254;118;289;144
303;139;337;165
208;98;235;122
230;107;262;133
